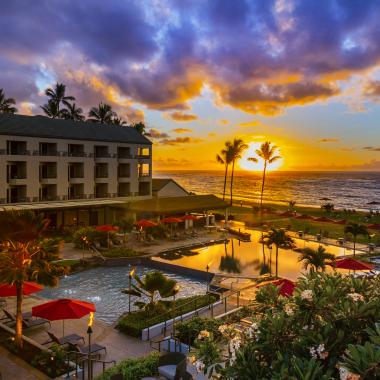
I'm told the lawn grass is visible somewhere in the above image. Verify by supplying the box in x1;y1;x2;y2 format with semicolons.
117;294;217;337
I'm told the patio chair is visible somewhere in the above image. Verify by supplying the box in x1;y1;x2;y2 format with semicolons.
2;309;32;323
45;331;85;347
158;352;187;380
68;341;106;358
2;309;46;329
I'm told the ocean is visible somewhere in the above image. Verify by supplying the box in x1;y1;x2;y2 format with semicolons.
154;171;380;211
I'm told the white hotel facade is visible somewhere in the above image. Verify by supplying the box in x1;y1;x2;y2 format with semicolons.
0;114;152;227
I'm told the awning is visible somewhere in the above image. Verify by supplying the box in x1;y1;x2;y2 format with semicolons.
128;194;229;215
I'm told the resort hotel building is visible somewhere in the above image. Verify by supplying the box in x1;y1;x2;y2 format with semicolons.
0;114;228;227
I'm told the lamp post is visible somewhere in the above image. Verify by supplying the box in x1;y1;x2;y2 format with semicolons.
87;312;94;380
206;261;212;293
128;267;135;313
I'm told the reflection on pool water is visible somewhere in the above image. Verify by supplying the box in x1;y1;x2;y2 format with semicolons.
154;229;348;280
39;266;206;324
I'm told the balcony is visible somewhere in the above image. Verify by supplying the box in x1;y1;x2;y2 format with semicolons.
39;195;59;202
138;154;151;160
8;176;27;185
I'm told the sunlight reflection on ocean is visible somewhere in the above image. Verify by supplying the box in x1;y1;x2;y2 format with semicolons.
155;171;380;211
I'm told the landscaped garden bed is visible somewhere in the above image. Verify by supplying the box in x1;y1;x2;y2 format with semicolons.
117;294;218;337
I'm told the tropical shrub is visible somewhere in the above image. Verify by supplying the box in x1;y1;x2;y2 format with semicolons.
94;352;159;380
193;272;380;379
72;226;103;248
102;247;140;258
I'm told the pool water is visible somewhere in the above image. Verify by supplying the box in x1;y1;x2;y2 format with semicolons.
39;266;206;324
154;229;348;280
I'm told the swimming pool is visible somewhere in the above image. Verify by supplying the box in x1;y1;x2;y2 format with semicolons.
39;266;206;324
154;228;347;280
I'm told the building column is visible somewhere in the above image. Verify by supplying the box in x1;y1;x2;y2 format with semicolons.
224;208;229;226
205;211;209;226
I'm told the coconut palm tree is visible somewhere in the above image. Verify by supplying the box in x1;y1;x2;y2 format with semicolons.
62;103;85;121
88;102;116;124
40;99;65;119
122;271;179;313
216;142;233;201
132;121;146;134
112;117;127;126
344;222;368;257
298;246;334;272
228;138;248;206
260;228;295;277
45;83;75;112
256;141;281;209
0;89;17;114
0;211;64;347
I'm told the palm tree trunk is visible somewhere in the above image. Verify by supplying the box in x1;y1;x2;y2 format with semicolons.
222;163;228;200
230;160;235;206
260;162;267;209
15;282;23;348
275;246;279;277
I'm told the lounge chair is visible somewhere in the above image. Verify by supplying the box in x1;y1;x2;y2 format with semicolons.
44;331;85;346
2;309;34;324
158;352;187;380
68;342;106;357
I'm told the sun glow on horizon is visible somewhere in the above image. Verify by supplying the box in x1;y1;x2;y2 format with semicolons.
239;141;283;171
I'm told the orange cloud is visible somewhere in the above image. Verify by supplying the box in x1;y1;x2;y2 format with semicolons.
172;128;193;133
160;136;203;145
169;111;198;122
238;120;261;127
319;138;339;143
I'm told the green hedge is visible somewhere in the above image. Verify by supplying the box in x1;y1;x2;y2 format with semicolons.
102;247;140;258
117;294;217;337
94;352;159;380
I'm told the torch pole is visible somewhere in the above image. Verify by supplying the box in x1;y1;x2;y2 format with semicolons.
87;325;92;380
128;273;131;313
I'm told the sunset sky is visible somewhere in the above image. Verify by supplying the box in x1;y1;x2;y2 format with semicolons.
1;0;380;171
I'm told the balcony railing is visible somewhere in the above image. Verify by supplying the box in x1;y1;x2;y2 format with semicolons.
39;195;59;202
7;150;30;156
138;154;150;159
118;154;135;159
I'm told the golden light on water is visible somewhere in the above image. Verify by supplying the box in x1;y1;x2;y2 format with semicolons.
239;141;283;171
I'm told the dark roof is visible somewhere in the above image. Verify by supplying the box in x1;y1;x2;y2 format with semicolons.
0;114;152;145
152;178;189;194
128;194;229;214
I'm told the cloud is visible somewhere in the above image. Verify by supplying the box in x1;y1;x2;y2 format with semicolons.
2;0;380;115
146;128;169;139
168;112;198;122
363;146;380;151
219;119;229;125
172;128;192;133
159;136;203;146
238;120;261;127
319;138;339;143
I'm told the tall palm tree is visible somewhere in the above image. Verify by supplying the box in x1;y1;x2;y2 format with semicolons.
0;89;17;114
344;222;368;257
260;228;295;277
298;246;334;272
112;117;127;126
62;103;85;121
45;83;75;112
216;142;233;201
40;99;65;119
132;121;146;134
256;141;281;208
0;211;64;347
228;138;248;206
88;102;116;124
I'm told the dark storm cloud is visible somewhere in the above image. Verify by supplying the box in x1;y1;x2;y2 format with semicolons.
2;0;380;114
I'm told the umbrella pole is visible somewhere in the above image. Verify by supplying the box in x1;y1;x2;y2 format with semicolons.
63;320;65;337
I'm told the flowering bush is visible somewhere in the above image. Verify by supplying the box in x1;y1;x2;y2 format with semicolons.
194;272;380;379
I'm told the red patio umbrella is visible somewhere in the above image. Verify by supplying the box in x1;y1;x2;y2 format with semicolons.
333;258;375;271
95;224;119;232
160;217;183;223
32;298;96;336
256;278;296;297
367;223;380;230
0;282;43;297
135;219;158;228
180;215;198;221
294;214;314;220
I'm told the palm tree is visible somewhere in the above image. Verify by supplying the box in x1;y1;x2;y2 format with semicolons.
260;228;295;277
0;89;17;114
344;222;368;257
228;138;248;206
298;246;334;272
0;211;64;347
255;142;281;208
40;99;65;118
132;121;146;134
62;103;85;121
45;83;75;112
88;102;116;124
122;271;179;313
216;142;233;201
112;117;127;126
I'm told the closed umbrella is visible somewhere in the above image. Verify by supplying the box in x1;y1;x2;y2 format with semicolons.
0;282;43;297
333;258;374;271
32;298;96;336
180;215;198;221
256;278;295;297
